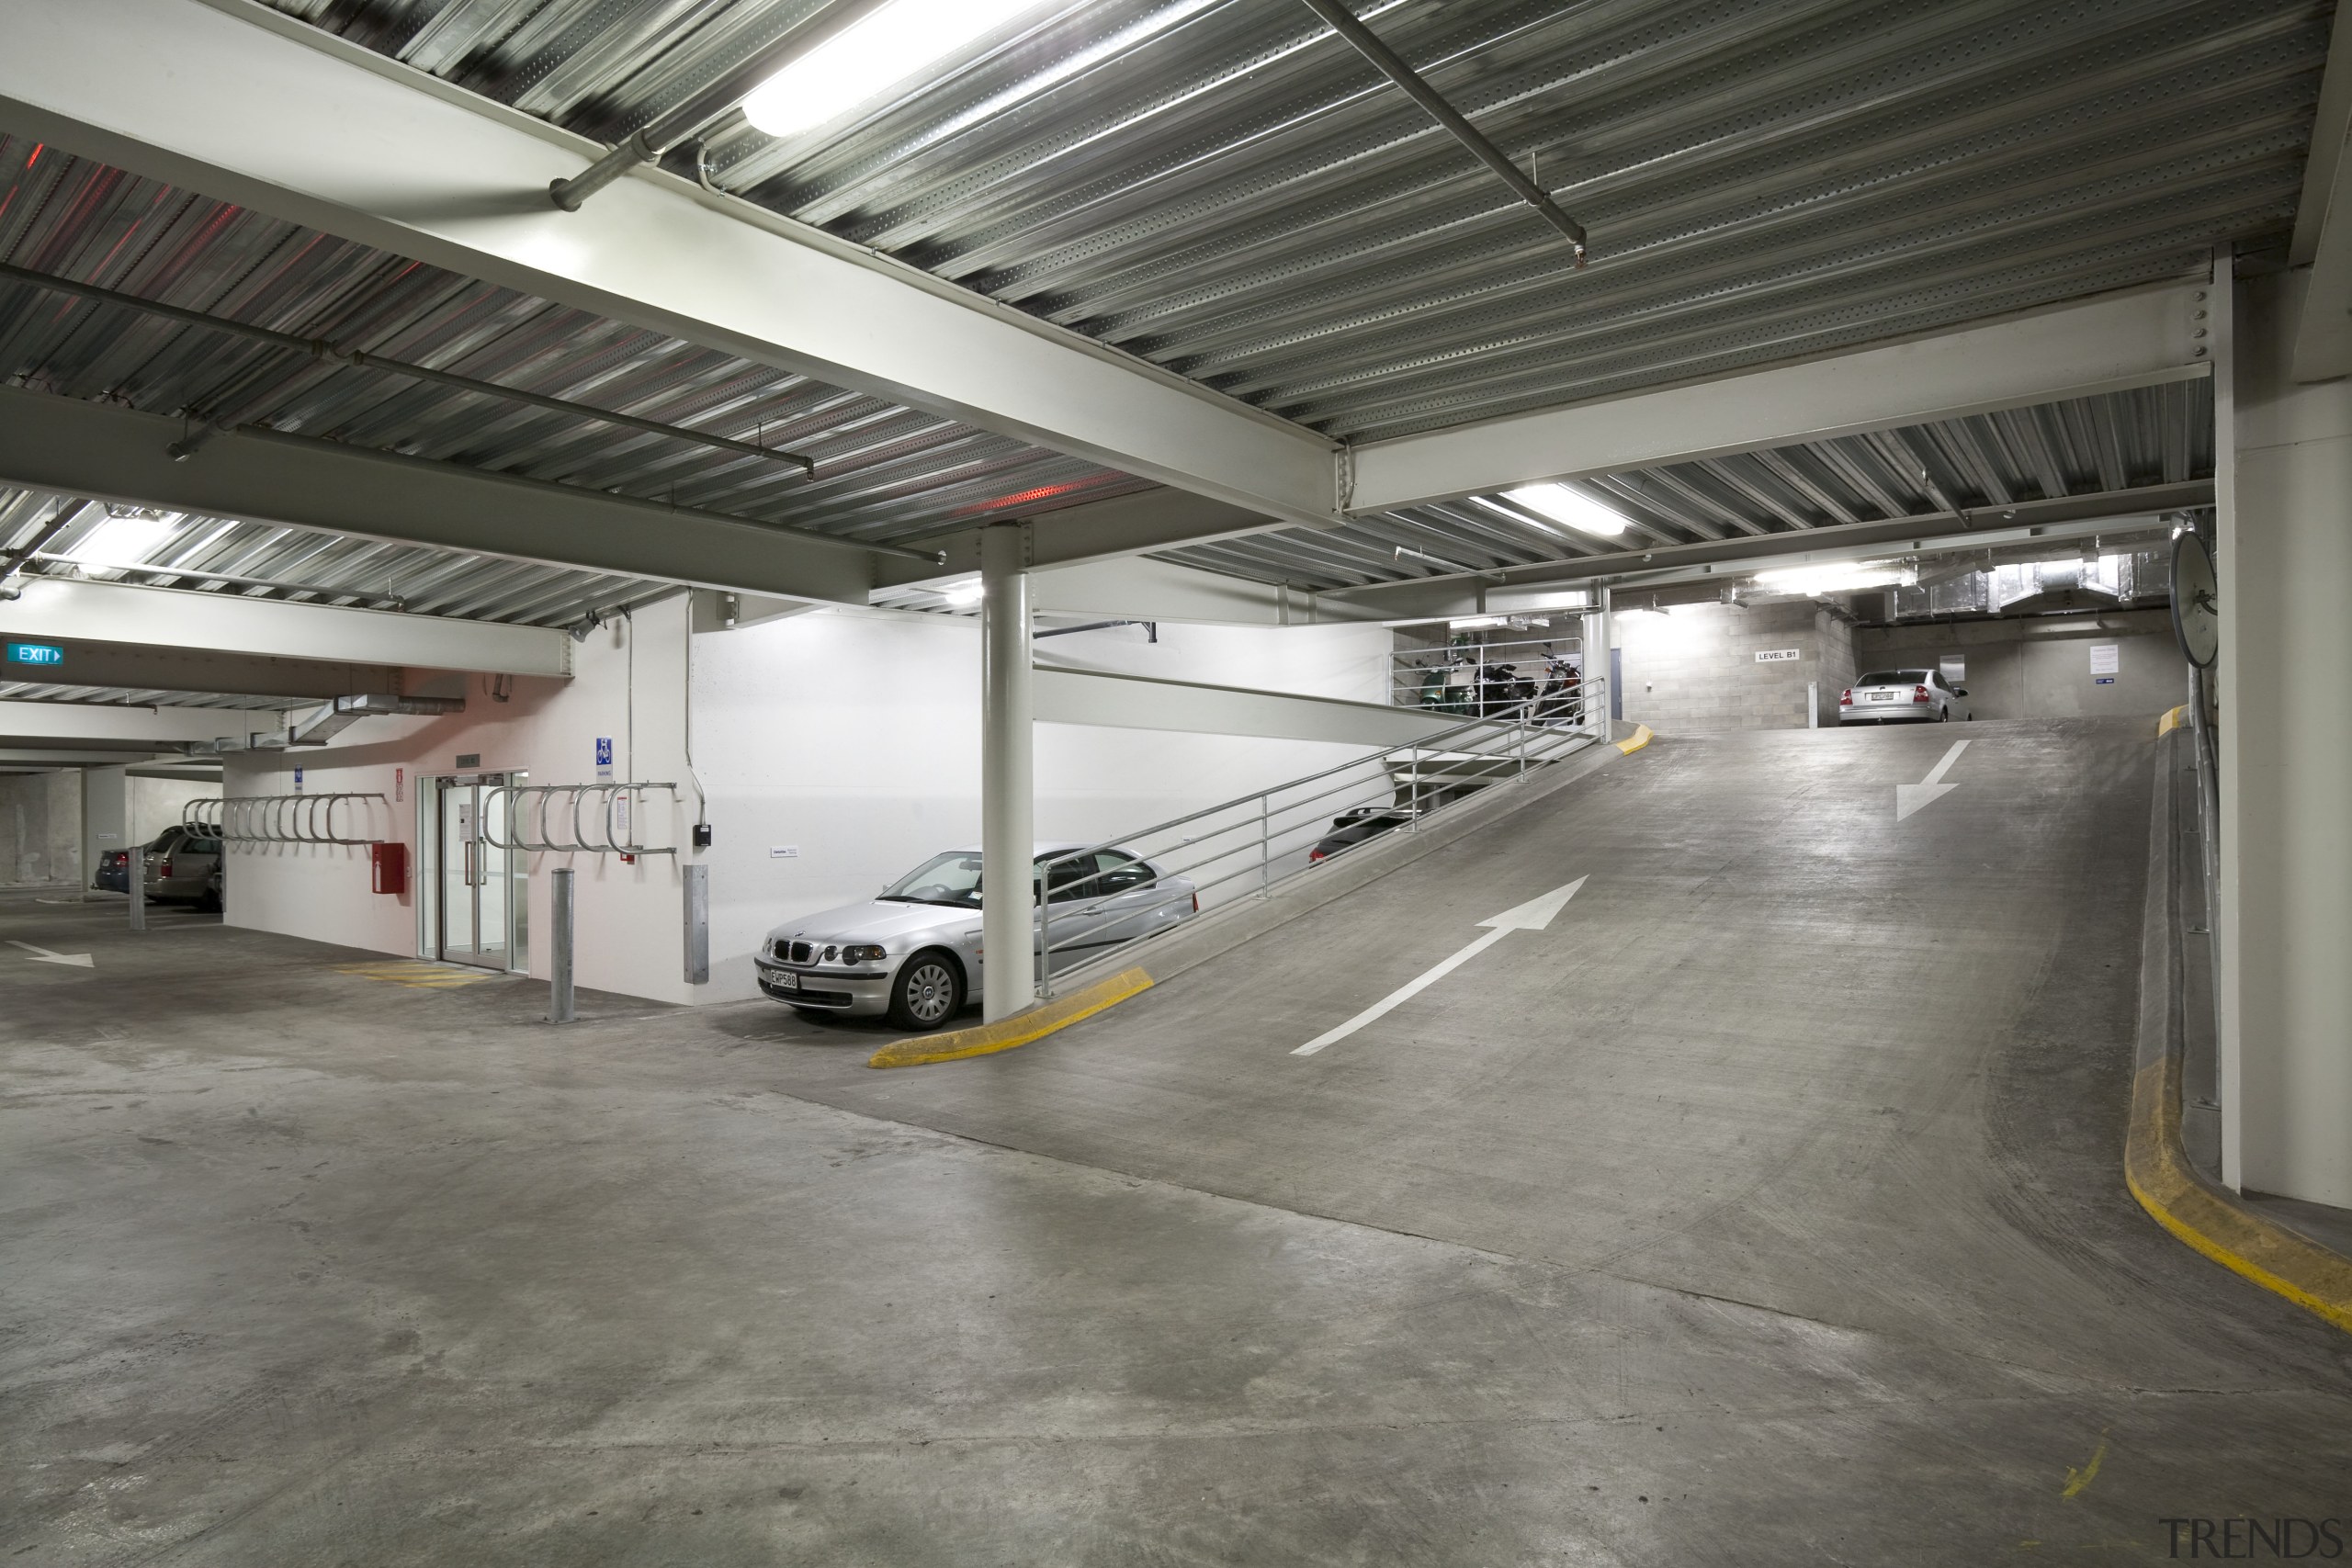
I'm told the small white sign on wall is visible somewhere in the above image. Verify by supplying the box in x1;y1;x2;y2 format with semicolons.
770;845;800;860
2089;643;2120;677
1755;648;1802;663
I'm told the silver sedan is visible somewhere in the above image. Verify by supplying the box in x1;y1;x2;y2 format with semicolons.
755;842;1197;1030
1838;668;1971;724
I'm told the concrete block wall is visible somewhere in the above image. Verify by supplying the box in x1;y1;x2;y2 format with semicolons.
0;770;78;887
1618;600;1847;733
1857;609;2186;720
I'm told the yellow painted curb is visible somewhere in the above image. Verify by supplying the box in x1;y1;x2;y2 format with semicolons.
867;967;1154;1069
2156;705;2188;738
2125;1051;2352;1336
1615;724;1655;755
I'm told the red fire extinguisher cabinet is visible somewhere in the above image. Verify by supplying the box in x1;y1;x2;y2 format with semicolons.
370;840;407;895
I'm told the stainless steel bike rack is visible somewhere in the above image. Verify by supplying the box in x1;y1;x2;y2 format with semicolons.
195;793;389;846
481;782;679;856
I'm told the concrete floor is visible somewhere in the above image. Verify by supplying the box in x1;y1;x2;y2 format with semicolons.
6;718;2348;1565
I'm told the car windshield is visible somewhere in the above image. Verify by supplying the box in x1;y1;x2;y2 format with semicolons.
879;852;986;908
1856;670;1931;687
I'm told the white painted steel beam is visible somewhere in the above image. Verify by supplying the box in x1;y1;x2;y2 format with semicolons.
1329;479;2212;618
1032;557;1384;626
0;387;871;605
0;577;570;678
0;746;187;766
1349;286;2213;512
1036;669;1456;748
0;0;1340;530
884;491;1284;590
2290;0;2352;379
0;700;254;747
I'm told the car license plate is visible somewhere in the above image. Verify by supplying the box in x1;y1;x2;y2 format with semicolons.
773;971;799;991
1869;691;1894;701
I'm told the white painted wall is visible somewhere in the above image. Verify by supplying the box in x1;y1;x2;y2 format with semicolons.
2220;266;2352;1209
225;593;696;1004
224;602;1394;1007
691;608;1384;1003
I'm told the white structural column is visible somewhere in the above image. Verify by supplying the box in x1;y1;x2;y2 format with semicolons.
2219;262;2352;1208
980;525;1035;1023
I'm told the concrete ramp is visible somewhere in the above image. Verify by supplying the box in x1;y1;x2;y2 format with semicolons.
754;718;2347;1388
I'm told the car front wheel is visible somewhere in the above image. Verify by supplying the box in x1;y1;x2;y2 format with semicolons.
888;950;965;1032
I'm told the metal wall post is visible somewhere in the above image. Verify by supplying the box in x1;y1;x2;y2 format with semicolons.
980;524;1035;1021
128;847;146;932
548;866;575;1023
1259;792;1271;895
1808;680;1820;729
682;863;709;986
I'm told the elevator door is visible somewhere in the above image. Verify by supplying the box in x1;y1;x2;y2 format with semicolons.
435;774;513;969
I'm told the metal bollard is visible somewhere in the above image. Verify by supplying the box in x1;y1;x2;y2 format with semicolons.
548;866;575;1023
129;851;146;932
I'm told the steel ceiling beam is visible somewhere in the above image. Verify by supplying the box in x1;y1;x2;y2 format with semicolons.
0;0;1341;532
0;387;875;606
1347;285;2212;513
1326;479;2213;618
0;631;404;700
2290;0;2352;379
0;699;264;748
875;488;1286;589
0;578;563;682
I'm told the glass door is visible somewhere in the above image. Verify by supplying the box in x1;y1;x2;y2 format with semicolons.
435;773;512;969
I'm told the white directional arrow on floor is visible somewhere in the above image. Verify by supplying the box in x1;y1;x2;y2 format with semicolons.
7;939;93;967
1293;877;1587;1057
1896;739;1971;821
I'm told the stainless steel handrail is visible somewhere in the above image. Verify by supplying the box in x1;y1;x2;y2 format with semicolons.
1033;682;1607;997
1392;633;1589;716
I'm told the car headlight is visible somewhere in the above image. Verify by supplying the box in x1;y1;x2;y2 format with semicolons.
840;944;887;964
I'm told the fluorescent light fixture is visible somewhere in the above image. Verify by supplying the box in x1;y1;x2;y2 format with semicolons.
1503;482;1630;537
1750;559;1909;597
741;0;1042;138
65;513;177;566
941;579;985;607
1448;615;1507;630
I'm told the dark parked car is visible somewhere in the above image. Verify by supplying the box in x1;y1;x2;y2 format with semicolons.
1309;806;1421;863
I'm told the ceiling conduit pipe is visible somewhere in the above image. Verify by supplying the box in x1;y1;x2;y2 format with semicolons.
547;0;902;212
1295;0;1589;265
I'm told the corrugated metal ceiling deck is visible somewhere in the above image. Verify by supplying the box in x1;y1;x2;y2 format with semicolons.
0;487;674;627
0;138;1151;557
266;0;2323;444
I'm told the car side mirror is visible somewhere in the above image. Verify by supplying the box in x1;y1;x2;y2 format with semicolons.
1956;687;1969;696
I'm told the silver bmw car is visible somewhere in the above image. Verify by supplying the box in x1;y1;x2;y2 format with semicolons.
755;841;1197;1030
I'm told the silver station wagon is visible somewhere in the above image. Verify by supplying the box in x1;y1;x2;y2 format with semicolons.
755;842;1197;1030
1838;668;1971;725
